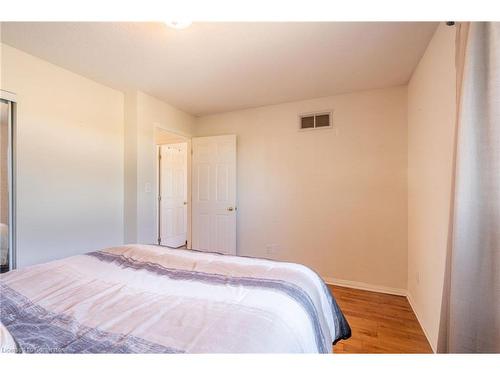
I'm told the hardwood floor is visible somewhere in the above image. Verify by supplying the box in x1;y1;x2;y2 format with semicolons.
330;285;433;353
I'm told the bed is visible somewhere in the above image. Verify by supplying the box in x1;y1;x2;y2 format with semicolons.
0;244;350;353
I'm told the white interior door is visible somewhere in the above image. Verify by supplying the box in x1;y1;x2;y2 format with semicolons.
192;135;236;255
160;143;187;248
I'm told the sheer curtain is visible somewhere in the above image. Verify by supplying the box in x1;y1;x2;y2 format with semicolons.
447;22;500;353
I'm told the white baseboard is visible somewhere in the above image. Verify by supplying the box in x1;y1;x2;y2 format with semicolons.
406;292;436;353
323;276;407;297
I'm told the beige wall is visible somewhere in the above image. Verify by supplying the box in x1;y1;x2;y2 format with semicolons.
124;91;195;244
1;44;196;263
407;23;456;351
1;44;125;267
124;91;138;243
195;86;408;291
155;128;187;145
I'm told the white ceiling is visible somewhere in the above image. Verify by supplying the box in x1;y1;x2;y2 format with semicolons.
1;22;438;116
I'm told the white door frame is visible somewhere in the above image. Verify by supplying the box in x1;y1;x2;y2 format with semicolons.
154;125;192;249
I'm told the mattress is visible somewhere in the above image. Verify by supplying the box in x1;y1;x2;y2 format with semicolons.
0;244;350;353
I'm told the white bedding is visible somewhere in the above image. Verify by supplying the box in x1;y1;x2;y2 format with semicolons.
0;244;350;353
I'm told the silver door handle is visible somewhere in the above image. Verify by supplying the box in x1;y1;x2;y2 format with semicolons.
227;206;234;211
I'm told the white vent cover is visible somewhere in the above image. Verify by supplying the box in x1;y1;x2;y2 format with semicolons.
299;111;332;130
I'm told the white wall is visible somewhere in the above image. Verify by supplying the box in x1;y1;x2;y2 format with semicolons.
407;24;456;351
124;91;195;244
195;86;408;291
124;91;138;243
1;44;125;267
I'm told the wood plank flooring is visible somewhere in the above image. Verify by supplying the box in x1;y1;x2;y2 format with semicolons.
330;285;433;353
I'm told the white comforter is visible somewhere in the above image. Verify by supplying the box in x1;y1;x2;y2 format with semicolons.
0;244;350;353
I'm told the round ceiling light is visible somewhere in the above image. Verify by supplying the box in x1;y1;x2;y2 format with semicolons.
165;21;192;29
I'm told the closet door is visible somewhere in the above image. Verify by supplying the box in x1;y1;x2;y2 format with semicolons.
0;98;14;272
0;90;16;272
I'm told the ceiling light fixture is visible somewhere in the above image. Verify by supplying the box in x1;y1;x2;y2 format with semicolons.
164;21;192;30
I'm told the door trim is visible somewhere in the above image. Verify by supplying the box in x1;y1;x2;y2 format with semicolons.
0;90;17;103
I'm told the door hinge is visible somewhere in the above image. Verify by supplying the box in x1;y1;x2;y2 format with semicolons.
157;237;161;245
158;196;161;202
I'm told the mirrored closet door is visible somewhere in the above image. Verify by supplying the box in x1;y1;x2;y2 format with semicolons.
1;92;15;273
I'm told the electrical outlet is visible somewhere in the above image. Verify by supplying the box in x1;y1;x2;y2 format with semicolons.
265;244;279;255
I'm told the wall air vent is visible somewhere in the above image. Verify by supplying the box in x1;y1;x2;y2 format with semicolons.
299;111;332;130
